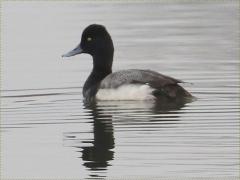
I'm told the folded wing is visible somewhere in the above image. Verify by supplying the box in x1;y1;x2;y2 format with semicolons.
100;69;191;99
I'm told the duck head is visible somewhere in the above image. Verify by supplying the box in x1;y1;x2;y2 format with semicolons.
62;24;114;71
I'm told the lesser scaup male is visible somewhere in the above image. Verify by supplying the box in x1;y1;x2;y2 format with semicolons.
62;24;192;102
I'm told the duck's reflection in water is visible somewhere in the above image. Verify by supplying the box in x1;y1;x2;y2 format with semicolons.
81;102;115;173
65;98;191;178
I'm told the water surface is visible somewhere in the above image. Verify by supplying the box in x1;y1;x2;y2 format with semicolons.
1;1;239;179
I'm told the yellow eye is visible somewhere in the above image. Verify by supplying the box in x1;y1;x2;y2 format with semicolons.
87;37;92;41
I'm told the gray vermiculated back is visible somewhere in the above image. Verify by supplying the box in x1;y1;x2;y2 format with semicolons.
99;69;182;89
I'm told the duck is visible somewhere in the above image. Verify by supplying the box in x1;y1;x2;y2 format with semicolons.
62;24;192;102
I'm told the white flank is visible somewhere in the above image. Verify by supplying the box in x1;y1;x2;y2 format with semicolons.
96;84;155;101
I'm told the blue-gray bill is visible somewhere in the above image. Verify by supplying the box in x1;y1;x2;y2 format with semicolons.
62;45;83;57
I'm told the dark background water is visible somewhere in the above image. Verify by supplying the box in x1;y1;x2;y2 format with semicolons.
1;1;239;179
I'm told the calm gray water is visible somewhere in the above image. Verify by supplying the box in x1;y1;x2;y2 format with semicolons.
1;1;239;179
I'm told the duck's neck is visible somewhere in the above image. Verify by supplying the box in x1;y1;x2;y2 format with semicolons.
83;53;113;100
92;53;113;75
